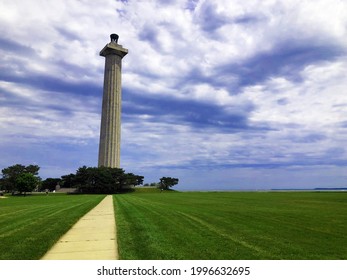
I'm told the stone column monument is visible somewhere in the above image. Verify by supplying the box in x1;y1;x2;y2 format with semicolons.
98;34;128;168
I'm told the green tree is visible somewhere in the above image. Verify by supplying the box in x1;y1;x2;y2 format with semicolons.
24;164;40;176
15;173;39;195
0;178;4;191
1;164;40;193
123;173;144;186
159;177;179;190
41;178;61;192
72;166;144;194
60;173;76;188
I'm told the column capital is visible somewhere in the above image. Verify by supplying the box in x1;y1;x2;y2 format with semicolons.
100;43;128;58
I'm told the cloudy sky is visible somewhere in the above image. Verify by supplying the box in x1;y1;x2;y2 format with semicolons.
0;0;346;190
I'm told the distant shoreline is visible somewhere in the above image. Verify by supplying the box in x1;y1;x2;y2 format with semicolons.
271;187;347;191
179;187;347;192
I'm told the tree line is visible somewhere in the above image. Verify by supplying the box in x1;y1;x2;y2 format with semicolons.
0;164;179;195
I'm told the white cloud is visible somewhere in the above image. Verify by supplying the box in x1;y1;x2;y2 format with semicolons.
247;58;347;128
0;81;100;143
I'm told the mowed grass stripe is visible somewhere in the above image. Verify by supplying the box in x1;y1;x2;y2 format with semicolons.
176;211;272;258
114;192;347;259
0;194;105;259
1;201;91;238
115;193;268;259
115;195;195;259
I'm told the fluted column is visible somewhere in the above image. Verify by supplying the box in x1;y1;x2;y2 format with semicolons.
98;34;128;168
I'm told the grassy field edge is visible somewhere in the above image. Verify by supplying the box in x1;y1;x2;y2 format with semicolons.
0;194;105;259
114;191;347;260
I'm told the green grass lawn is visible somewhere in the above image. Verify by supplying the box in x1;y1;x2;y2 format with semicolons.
1;191;346;260
0;194;105;259
114;191;347;260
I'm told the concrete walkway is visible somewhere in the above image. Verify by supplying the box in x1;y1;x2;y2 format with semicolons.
41;195;118;260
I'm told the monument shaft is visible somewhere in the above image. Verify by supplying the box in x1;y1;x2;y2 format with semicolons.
98;35;128;168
